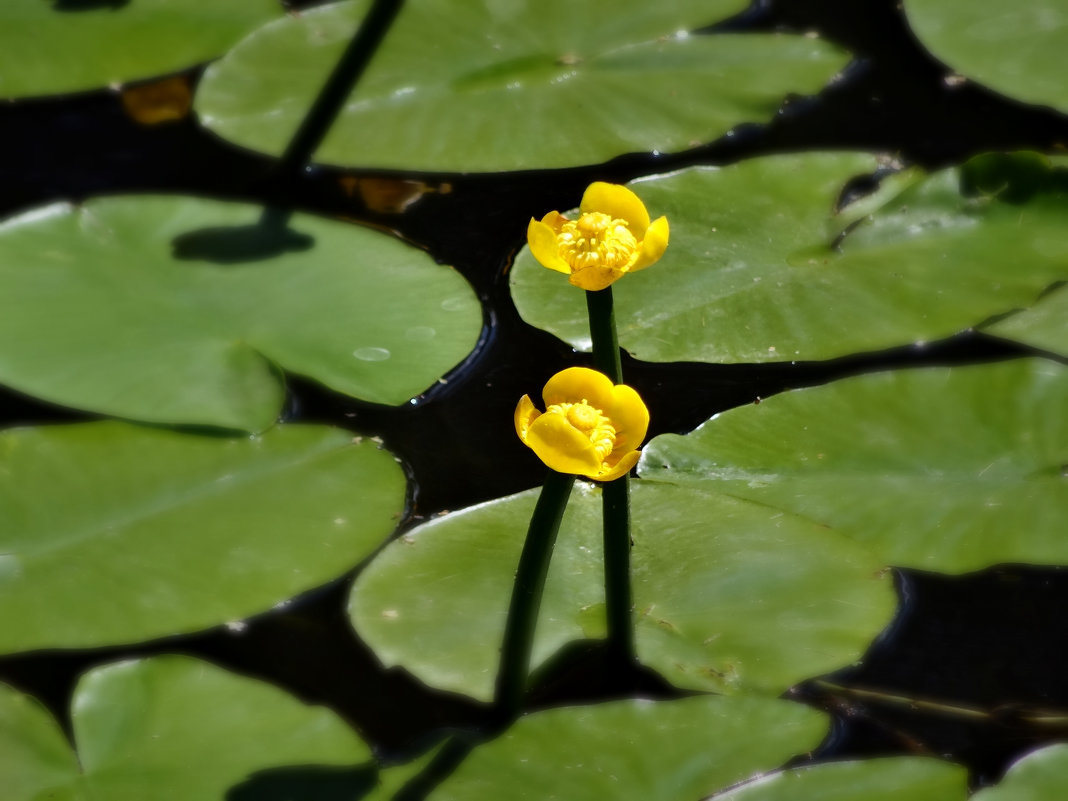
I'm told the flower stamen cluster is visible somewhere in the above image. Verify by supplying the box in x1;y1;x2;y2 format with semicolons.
527;182;669;291
557;213;638;273
553;399;617;461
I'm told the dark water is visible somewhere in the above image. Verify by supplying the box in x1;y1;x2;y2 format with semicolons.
1;0;1067;789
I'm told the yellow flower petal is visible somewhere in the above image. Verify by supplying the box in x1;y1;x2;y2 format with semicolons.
542;367;615;412
605;384;649;454
527;218;571;274
514;394;539;441
569;265;623;291
516;367;649;480
595;448;641;482
540;210;568;232
631;216;669;272
580;182;651;237
526;412;603;476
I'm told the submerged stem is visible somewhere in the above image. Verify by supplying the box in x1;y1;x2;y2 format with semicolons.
585;286;636;665
495;469;576;719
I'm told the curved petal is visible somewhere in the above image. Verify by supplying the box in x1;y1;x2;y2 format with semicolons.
594;448;641;482
540;210;568;233
630;216;669;271
526;412;602;476
606;384;649;453
514;394;540;442
580;182;650;237
527;218;570;274
542;367;615;411
569;264;623;291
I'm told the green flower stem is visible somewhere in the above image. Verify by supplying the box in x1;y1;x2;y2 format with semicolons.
585;287;636;665
495;469;576;719
260;0;405;228
585;288;622;383
600;474;634;662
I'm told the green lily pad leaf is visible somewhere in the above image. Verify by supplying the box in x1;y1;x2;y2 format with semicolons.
972;744;1068;801
195;0;850;172
0;0;279;99
0;421;405;654
0;196;480;429
0;655;371;801
349;481;894;701
903;0;1068;114
985;285;1068;357
710;757;968;801
512;152;1068;363
629;484;893;694
430;696;827;801
641;359;1068;574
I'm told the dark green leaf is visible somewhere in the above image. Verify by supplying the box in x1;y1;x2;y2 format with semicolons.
0;197;481;429
0;655;371;801
641;359;1068;573
431;696;827;801
0;0;279;98
904;0;1068;114
195;0;849;171
985;285;1067;357
971;744;1068;801
711;757;969;801
349;481;893;700
512;153;1068;363
0;422;405;653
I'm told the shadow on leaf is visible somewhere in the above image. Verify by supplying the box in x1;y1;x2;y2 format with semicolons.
172;223;314;265
52;0;130;11
226;764;377;801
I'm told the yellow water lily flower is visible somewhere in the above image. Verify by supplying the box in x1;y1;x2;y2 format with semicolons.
515;367;649;481
527;181;669;291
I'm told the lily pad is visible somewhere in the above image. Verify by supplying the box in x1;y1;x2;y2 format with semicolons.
641;359;1068;574
0;0;280;99
984;284;1067;357
511;152;1068;363
430;696;827;801
710;757;968;801
903;0;1068;114
0;196;481;430
0;655;371;801
971;744;1068;801
195;0;850;172
0;421;405;654
349;481;894;701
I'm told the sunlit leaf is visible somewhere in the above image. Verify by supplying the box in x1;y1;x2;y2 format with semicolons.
0;0;279;98
195;0;850;172
512;153;1068;363
0;196;481;429
971;744;1068;801
984;284;1067;357
349;481;893;701
429;696;827;801
904;0;1068;114
0;421;405;654
641;359;1068;573
710;757;969;801
0;655;371;801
